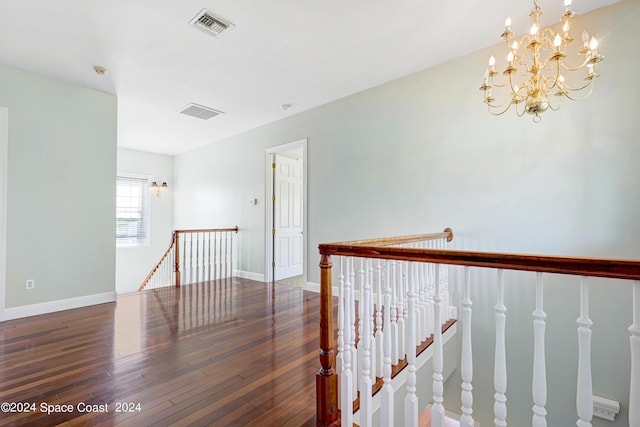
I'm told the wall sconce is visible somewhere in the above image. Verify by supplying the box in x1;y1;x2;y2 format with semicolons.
150;181;168;197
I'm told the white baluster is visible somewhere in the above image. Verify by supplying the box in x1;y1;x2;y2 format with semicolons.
227;231;232;277
426;258;434;338
350;258;358;396
358;260;364;392
390;260;399;365
369;260;377;384
214;231;219;279
417;244;427;344
576;277;593;427
381;260;394;426
413;259;421;348
440;239;450;323
336;258;345;410
422;249;430;341
207;232;211;281
375;260;384;378
361;259;373;427
460;266;474;427
398;262;406;361
405;262;418;427
629;280;640;427
432;263;445;427
494;269;508;427
341;258;354;427
532;273;547;427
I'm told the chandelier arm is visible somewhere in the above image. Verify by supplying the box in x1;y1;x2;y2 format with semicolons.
545;60;562;92
508;72;518;95
548;94;563;111
563;84;595;101
543;74;557;92
541;28;557;46
560;57;591;72
563;79;595;92
491;79;509;89
487;98;516;116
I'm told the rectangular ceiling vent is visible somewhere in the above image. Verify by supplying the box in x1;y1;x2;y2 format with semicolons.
178;103;224;120
189;9;234;38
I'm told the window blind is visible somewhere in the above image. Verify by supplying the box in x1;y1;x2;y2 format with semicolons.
116;175;150;247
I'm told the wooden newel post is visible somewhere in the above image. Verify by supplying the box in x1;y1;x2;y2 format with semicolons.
317;254;338;426
174;231;181;288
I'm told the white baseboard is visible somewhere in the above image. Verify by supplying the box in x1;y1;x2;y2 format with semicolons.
234;270;265;282
2;292;117;321
303;281;320;292
303;281;341;296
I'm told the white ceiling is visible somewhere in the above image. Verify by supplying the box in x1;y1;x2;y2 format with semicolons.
0;0;619;155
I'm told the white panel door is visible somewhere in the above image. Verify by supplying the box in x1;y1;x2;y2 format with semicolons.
274;154;303;280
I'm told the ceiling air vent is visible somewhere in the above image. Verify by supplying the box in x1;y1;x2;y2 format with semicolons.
178;103;224;120
189;9;234;38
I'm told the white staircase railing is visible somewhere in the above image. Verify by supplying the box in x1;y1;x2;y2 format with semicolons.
139;227;238;291
316;229;640;427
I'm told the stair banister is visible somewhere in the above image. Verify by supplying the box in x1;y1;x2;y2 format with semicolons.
317;229;454;427
138;231;177;291
317;228;640;427
139;226;238;291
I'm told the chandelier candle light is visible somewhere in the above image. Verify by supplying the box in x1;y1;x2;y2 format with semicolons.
479;0;604;122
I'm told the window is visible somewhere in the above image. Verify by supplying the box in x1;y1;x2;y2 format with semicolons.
116;174;150;247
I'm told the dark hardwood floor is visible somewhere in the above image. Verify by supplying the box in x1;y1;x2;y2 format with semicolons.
0;278;321;426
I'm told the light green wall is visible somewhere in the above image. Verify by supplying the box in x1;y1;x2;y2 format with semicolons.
175;1;639;425
116;148;174;294
0;65;117;308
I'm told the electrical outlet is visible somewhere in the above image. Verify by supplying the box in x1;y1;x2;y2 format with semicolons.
26;279;35;289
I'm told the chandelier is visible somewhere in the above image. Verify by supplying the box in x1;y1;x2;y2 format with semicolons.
479;0;604;122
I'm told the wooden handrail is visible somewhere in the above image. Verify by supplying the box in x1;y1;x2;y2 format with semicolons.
318;245;640;280
174;226;239;234
320;228;453;248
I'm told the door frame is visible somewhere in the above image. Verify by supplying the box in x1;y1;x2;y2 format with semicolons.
264;138;307;284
